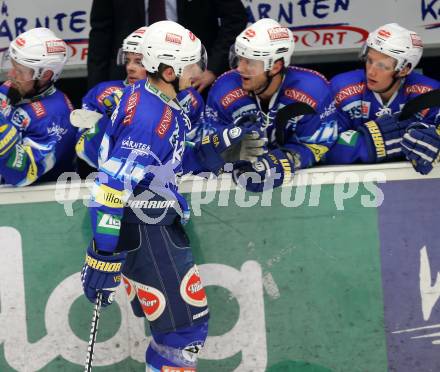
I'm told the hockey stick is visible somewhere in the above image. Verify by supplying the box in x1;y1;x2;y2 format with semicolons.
70;109;103;129
84;292;103;372
398;89;440;120
274;101;316;145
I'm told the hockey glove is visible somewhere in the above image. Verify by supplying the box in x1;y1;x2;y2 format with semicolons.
81;241;126;307
197;122;260;173
232;148;295;192
402;123;440;175
358;114;413;162
0;123;19;158
102;89;123;117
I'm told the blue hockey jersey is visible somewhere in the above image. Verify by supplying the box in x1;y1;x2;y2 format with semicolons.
0;82;77;186
325;69;440;164
89;80;204;253
76;79;204;169
203;66;338;169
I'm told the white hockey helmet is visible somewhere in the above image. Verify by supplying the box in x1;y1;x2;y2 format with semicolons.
361;23;423;73
231;18;295;73
7;27;68;81
117;26;148;65
139;21;207;78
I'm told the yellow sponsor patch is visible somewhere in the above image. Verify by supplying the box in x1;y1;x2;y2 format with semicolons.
94;184;124;208
305;144;329;162
86;255;122;272
280;158;292;185
0;125;18;156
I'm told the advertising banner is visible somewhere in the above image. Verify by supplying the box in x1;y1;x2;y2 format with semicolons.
0;0;439;69
0;173;439;371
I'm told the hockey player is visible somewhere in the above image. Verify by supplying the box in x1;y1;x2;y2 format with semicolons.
202;18;338;192
76;26;205;176
0;27;77;185
80;21;256;371
325;23;440;164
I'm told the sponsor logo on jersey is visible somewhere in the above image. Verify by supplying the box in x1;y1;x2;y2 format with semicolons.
0;124;17;156
284;88;317;109
338;130;359;146
125;199;175;209
137;284;166;321
363;121;385;159
342;100;370;120
45;40;66;54
155;106;173;138
165;32;182;45
97;86;123;105
47;123;68;140
410;33;423;48
94;184;124;208
122;275;136;301
267;27;290;41
405;84;432;95
220;88;248;109
334;82;366;106
6;145;27;171
320;101;336;120
123;91;139;125
11;108;31;129
305;144;329;162
121;136;151;154
180;265;207;307
30;101;46;118
96;211;121;236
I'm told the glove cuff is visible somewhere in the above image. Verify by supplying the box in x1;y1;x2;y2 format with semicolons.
86;241;126;273
358;120;387;162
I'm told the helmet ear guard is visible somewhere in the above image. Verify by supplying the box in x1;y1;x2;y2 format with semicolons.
7;27;68;82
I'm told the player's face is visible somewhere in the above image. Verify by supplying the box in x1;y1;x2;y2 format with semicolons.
125;52;147;85
7;59;35;96
236;57;267;92
365;49;397;92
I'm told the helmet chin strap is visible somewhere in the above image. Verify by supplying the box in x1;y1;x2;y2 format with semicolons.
254;68;283;97
371;71;401;95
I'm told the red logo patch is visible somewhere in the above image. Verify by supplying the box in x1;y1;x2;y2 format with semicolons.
244;29;256;38
378;29;391;38
30;101;46;118
267;27;290;41
334;82;366;106
15;37;26;47
180;265;207;307
410;33;423;48
136;284;166;321
45;40;66;54
188;31;196;41
220;88;248;109
165;33;182;45
63;94;74;111
155;106;173;138
405;84;432;95
122;275;136;301
123;91;139;125
284;88;317;109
